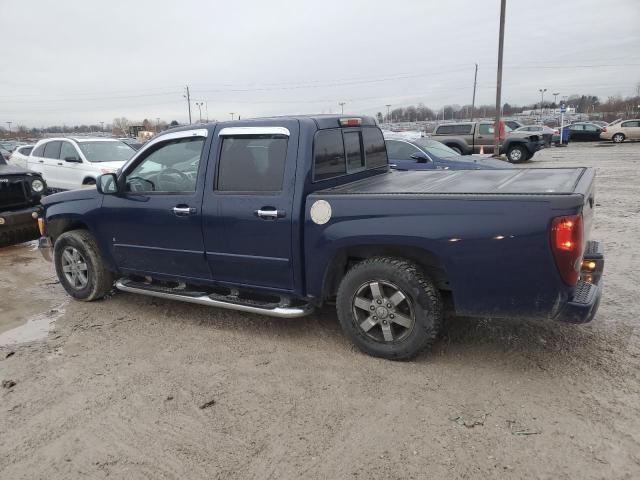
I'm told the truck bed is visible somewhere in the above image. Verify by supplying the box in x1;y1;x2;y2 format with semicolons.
315;168;591;198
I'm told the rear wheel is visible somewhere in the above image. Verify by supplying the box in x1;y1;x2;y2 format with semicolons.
336;257;443;360
507;145;529;163
612;133;625;143
54;229;114;301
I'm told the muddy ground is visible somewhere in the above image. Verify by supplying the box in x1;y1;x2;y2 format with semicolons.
1;142;639;479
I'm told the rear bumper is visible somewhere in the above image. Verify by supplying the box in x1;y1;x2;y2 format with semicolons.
554;240;605;324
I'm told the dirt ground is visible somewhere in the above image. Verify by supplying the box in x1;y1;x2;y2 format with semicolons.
1;142;639;479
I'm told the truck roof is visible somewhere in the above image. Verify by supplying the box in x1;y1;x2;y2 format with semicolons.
164;115;378;135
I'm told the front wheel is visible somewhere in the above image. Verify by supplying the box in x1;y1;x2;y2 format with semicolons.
336;257;443;360
507;145;529;163
54;229;114;301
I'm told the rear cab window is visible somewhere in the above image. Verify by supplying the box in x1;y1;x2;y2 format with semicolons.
312;126;386;182
435;124;473;135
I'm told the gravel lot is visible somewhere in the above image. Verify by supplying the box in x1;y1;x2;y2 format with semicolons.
1;142;639;479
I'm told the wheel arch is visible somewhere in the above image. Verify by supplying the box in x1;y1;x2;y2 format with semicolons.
82;176;97;185
321;244;451;302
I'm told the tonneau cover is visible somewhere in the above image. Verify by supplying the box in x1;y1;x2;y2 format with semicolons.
316;168;587;196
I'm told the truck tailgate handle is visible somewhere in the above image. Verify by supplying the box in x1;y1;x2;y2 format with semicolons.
172;205;196;216
255;208;285;219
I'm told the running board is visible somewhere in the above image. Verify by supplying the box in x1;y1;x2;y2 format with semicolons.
114;279;314;319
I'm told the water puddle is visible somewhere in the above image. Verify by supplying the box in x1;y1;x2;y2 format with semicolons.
0;304;65;346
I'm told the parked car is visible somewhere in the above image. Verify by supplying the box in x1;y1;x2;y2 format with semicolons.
566;122;603;142
430;121;545;163
0;155;47;247
385;136;513;170
600;119;640;143
504;120;524;131
119;138;144;150
512;125;559;145
7;144;34;168
37;115;604;360
590;121;609;128
27;137;135;190
0;147;11;161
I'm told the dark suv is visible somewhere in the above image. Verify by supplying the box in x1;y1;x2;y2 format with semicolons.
0;156;47;247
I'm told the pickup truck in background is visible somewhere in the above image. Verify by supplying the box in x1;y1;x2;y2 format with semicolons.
430;121;545;163
19;137;135;191
37;115;604;360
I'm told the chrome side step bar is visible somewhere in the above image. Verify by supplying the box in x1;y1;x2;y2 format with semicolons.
114;279;315;319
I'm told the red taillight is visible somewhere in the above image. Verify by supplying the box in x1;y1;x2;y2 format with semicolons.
550;214;584;286
602;127;607;132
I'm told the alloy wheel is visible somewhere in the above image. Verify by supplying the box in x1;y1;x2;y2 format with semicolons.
352;280;415;343
61;246;89;290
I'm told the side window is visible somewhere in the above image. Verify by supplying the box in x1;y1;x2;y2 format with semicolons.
621;121;638;128
453;124;473;134
436;125;452;135
313;129;346;181
126;137;204;193
60;142;80;161
43;141;62;159
32;144;46;157
217;134;288;192
19;146;33;155
362;127;387;168
584;124;597;131
386;140;420;160
571;124;584;131
478;124;495;135
344;131;364;171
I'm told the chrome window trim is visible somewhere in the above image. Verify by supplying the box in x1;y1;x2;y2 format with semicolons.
218;127;290;137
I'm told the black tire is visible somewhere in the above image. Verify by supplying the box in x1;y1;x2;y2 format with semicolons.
336;257;443;360
612;133;625;143
54;229;114;301
83;178;96;185
447;145;463;155
507;145;529;163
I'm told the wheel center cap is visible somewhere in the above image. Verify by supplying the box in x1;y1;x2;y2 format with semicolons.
376;306;389;318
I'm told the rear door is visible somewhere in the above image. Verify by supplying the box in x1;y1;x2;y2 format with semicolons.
41;141;63;188
202;122;298;291
569;124;585;141
621;120;640;139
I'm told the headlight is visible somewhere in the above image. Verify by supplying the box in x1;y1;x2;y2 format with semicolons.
31;179;45;193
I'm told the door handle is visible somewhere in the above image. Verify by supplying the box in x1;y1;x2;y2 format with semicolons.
255;208;285;219
172;206;196;216
57;162;63;165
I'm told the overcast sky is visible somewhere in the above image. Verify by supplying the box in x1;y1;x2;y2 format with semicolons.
1;0;639;127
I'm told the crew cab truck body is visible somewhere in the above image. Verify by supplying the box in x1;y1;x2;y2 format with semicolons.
37;115;604;359
431;121;545;163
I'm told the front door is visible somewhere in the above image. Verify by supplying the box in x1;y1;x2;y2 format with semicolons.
99;129;211;281
475;123;495;153
621;120;640;139
202;123;298;291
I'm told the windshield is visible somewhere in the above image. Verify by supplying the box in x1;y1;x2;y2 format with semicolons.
77;141;135;163
414;139;461;159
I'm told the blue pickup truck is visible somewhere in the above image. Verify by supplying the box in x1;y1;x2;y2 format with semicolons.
37;115;604;360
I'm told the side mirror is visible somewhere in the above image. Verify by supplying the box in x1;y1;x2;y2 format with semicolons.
96;173;119;195
64;156;82;163
410;152;429;163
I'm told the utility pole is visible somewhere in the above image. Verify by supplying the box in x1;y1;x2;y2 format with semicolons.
539;88;547;122
385;104;391;123
552;92;559;108
494;0;506;157
204;102;209;122
230;112;235;121
339;102;345;114
184;85;192;124
471;63;478;121
195;102;203;122
99;121;104;134
6;121;12;134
